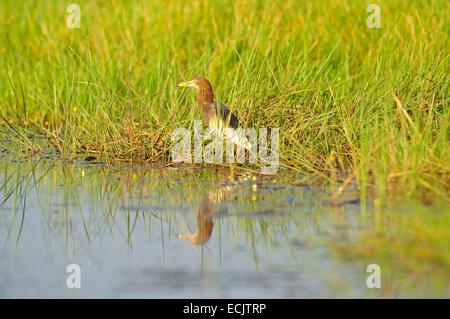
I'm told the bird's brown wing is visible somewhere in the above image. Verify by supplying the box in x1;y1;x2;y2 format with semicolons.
215;102;240;129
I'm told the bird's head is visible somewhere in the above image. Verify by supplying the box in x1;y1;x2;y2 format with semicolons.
176;76;214;105
176;76;210;89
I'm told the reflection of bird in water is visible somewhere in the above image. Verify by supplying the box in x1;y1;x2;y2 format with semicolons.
177;209;214;245
178;175;253;245
176;76;252;151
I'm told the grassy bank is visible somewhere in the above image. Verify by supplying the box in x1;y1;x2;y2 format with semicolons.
0;0;449;199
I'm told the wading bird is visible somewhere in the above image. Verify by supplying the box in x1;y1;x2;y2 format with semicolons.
176;77;252;150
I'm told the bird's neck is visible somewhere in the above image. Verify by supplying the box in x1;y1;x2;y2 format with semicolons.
197;84;214;109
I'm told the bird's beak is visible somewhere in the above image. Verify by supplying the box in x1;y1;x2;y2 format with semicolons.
176;80;197;88
177;232;208;245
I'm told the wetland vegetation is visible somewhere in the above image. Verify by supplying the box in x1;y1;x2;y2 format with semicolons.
0;0;449;298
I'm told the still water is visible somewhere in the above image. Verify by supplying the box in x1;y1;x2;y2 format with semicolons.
0;150;448;298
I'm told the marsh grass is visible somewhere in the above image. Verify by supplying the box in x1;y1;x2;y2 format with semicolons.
0;0;449;199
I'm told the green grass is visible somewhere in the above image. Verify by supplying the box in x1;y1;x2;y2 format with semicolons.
0;0;449;199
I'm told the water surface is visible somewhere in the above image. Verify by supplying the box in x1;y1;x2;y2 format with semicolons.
0;151;448;298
